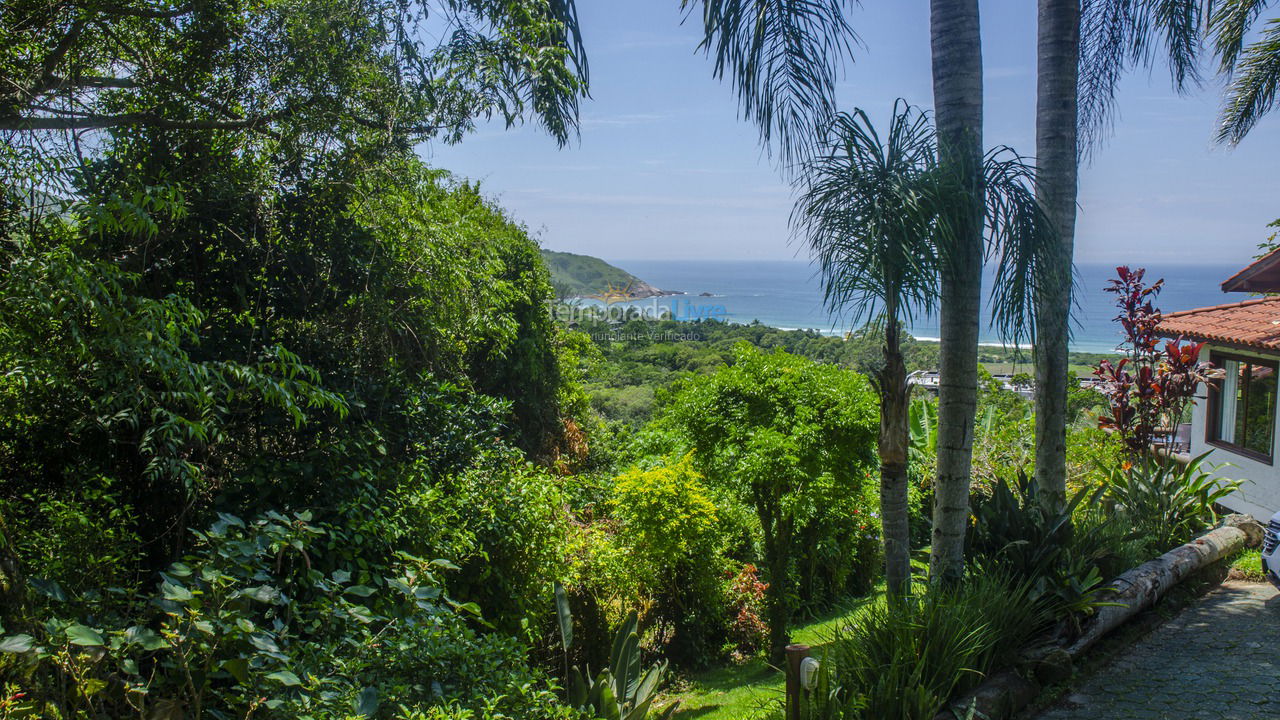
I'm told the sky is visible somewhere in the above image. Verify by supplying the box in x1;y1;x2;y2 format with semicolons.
423;0;1279;265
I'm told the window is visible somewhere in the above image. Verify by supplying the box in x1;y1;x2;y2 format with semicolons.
1209;353;1278;462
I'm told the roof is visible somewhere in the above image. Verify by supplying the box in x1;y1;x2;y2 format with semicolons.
1222;247;1280;292
1156;296;1280;352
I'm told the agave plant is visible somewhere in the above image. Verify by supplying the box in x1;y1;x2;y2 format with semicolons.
555;585;677;720
567;612;677;720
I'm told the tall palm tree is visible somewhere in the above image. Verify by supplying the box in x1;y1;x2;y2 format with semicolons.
689;0;1057;584
793;103;941;596
794;103;1053;595
1033;0;1081;516
927;0;986;583
1035;0;1206;514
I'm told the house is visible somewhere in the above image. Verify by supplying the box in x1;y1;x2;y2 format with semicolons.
1156;248;1280;519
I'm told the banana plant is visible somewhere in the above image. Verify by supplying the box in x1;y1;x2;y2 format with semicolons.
555;585;677;720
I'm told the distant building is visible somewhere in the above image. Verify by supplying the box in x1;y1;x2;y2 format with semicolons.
1157;248;1280;518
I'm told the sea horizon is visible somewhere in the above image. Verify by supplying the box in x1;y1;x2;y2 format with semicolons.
587;258;1250;354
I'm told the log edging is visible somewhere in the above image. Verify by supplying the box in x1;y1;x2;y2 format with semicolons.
932;514;1263;720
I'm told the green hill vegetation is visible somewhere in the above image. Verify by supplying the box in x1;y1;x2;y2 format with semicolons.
541;249;667;297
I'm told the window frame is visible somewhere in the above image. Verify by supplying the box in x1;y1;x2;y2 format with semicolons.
1207;350;1278;465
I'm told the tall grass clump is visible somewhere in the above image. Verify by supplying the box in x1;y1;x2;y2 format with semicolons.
801;574;1048;720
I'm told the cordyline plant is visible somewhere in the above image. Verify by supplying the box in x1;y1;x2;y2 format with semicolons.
1094;266;1212;457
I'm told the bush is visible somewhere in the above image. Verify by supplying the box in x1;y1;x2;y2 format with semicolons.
609;454;729;667
661;344;878;658
347;447;571;636
725;564;769;660
0;512;572;720
968;473;1123;630
1100;452;1241;553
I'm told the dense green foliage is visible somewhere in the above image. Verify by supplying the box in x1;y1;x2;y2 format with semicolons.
799;574;1048;720
0;0;593;709
0;158;588;716
657;345;879;659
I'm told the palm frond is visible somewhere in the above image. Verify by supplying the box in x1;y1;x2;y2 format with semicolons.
791;101;939;329
1078;0;1203;158
1207;0;1272;74
1218;15;1280;143
981;147;1059;346
685;0;860;170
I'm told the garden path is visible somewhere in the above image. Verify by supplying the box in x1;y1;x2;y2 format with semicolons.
1034;581;1280;720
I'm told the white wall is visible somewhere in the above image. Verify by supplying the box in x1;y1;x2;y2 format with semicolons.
1188;343;1280;519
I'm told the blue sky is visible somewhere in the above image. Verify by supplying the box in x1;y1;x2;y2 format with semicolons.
424;0;1279;265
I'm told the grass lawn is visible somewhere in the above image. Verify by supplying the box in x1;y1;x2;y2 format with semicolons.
665;557;928;719
664;602;864;720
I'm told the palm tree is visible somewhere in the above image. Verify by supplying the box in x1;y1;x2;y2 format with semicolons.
1032;0;1081;516
795;103;1053;595
793;103;941;596
681;0;859;169
689;0;1057;584
927;0;986;583
1034;0;1207;514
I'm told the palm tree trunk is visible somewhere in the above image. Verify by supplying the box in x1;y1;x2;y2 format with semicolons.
880;312;912;596
928;0;984;584
1033;0;1079;515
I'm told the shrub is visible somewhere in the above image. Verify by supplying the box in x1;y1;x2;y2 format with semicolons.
968;473;1120;630
609;455;729;667
663;345;878;659
725;564;769;660
0;512;572;720
1099;452;1241;553
350;447;571;635
794;478;883;607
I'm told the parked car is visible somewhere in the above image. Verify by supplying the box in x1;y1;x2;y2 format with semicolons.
1262;511;1280;590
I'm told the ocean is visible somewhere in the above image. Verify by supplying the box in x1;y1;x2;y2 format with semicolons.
593;259;1247;354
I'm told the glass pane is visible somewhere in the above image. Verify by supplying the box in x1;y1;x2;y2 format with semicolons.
1217;359;1239;444
1245;363;1276;455
1234;363;1248;445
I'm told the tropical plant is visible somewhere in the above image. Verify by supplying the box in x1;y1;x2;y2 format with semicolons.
1205;0;1280;144
1093;266;1213;457
824;574;1048;720
909;398;940;467
968;472;1117;629
794;100;1054;593
565;611;679;720
793;101;941;596
1099;452;1242;552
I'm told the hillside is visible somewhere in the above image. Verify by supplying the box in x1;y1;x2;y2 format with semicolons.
540;249;673;298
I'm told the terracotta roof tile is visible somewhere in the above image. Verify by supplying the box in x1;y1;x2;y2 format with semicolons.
1156;296;1280;351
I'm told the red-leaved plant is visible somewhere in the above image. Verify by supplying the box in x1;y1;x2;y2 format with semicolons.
725;563;769;661
1094;266;1212;456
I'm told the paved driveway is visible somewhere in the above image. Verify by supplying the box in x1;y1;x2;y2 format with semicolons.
1035;581;1280;720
